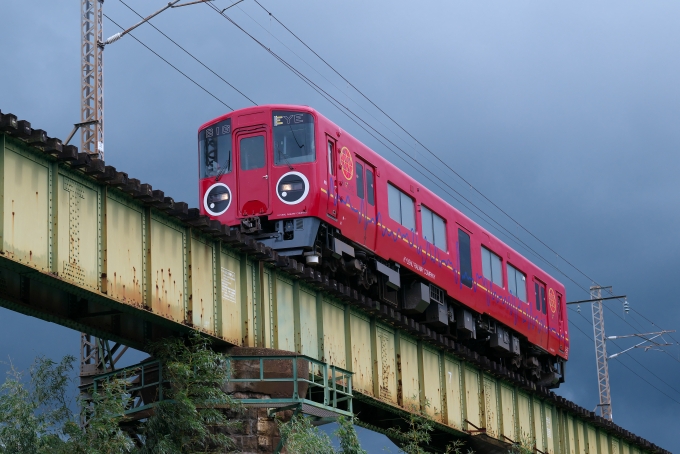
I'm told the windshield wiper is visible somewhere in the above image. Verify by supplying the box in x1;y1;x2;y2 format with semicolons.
214;151;232;181
277;142;294;170
289;125;305;150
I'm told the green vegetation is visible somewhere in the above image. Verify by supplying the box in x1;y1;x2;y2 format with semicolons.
0;333;239;453
277;414;367;454
386;401;472;454
0;335;495;454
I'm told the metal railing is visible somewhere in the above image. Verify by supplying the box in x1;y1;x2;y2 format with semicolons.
86;354;353;419
90;359;165;418
227;354;353;418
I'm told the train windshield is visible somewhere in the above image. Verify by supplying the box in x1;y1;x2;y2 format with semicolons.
273;111;315;166
199;119;232;178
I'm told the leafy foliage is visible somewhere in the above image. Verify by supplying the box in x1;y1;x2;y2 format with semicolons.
277;414;367;454
0;333;240;454
335;416;367;454
387;400;471;454
139;333;241;453
0;356;74;453
507;434;534;454
278;414;335;454
63;378;135;454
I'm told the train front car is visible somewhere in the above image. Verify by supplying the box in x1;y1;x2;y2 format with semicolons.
198;105;569;388
199;105;324;247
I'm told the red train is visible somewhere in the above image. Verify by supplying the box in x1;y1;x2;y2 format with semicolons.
198;105;568;387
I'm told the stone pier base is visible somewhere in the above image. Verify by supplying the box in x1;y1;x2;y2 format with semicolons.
223;401;294;453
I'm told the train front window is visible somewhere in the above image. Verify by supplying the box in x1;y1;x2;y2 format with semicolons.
199;119;232;178
273;111;315;166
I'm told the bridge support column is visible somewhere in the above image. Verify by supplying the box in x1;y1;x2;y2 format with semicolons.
222;401;294;454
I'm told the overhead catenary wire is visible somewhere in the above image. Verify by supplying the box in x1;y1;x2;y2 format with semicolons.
103;0;679;413
117;0;673;361
203;2;607;294
206;5;680;374
117;0;257;106
104;14;234;111
207;3;680;362
572;308;680;398
247;0;677;342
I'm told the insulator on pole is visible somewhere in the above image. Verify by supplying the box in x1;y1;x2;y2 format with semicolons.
623;299;630;314
103;32;122;45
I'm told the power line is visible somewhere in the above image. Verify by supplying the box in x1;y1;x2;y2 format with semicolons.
572;308;680;398
208;6;679;375
251;1;600;286
630;307;680;346
203;4;680;404
203;2;609;297
104;14;234;111
233;0;422;164
247;2;680;359
108;0;680;414
117;0;257;106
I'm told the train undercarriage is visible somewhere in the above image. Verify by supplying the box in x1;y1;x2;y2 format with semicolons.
249;216;565;388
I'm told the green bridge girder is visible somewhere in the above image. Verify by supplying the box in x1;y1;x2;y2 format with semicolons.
0;118;669;454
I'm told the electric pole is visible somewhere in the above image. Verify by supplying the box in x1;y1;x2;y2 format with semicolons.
77;0;216;401
590;285;613;420
81;0;104;159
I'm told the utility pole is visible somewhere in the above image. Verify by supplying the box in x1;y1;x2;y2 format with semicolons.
81;0;104;159
77;0;215;405
590;285;613;421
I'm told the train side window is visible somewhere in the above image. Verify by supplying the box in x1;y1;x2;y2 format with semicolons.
558;293;563;321
388;183;415;231
422;205;447;251
458;229;473;288
534;280;546;314
356;162;365;199
327;140;335;176
481;246;503;287
507;263;527;302
366;169;375;206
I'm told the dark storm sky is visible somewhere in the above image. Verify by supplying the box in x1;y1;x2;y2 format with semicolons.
1;1;679;451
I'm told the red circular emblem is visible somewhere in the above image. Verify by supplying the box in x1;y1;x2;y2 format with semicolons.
548;288;557;313
339;147;353;181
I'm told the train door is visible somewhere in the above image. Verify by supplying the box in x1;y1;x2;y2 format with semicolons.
235;128;270;217
556;291;565;353
546;287;562;354
325;136;339;218
534;278;547;344
355;157;377;250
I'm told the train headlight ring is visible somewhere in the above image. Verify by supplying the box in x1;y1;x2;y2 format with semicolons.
203;182;232;216
276;171;309;205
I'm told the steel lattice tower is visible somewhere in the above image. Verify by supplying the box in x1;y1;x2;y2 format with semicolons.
81;0;104;159
591;285;613;420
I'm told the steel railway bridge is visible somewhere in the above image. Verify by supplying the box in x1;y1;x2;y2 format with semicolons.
0;110;669;454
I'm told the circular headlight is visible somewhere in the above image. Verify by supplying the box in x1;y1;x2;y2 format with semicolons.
276;171;310;205
203;182;232;216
